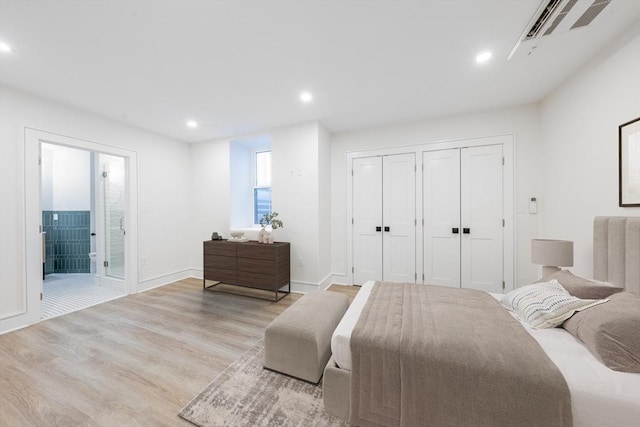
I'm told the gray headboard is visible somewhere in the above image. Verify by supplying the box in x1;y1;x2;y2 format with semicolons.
594;216;640;295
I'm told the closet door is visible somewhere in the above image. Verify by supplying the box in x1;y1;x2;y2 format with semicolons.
353;156;383;284
423;149;461;287
461;145;503;292
382;153;416;283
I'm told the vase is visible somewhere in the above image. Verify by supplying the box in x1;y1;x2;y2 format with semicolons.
258;228;274;244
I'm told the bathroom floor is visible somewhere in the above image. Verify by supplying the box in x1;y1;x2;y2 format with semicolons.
42;274;125;319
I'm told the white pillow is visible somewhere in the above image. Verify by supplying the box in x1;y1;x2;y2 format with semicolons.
500;279;609;329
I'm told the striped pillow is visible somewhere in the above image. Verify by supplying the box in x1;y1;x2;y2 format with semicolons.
500;280;609;329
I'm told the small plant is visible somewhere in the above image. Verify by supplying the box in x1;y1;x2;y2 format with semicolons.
259;211;284;230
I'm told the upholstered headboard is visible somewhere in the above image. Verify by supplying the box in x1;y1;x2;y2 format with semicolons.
594;216;640;295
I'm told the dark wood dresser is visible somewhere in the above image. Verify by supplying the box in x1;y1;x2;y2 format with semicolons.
203;240;291;301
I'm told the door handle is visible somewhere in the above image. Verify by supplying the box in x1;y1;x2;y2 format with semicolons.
452;228;459;234
463;228;470;234
376;226;382;232
384;226;390;232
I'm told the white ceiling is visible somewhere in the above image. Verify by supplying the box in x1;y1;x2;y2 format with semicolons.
1;0;639;143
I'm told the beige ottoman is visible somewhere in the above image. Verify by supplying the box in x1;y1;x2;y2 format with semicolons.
264;290;349;383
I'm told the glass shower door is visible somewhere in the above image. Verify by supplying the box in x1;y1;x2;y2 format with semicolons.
100;154;126;279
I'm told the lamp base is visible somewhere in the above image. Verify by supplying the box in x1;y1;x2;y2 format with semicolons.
541;265;561;280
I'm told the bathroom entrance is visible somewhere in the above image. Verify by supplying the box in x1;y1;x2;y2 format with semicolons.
41;143;126;319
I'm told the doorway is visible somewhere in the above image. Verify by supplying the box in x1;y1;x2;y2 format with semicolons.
352;153;416;284
23;128;139;326
40;143;127;319
422;144;504;292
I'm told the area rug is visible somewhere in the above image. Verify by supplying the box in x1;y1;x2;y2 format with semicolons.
179;341;349;427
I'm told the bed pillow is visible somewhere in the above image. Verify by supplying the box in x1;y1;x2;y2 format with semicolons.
500;280;609;329
563;292;640;373
536;270;623;299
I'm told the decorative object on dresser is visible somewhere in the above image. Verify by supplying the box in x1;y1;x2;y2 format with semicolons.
203;240;290;301
228;230;248;243
258;211;284;244
619;116;640;207
531;238;573;279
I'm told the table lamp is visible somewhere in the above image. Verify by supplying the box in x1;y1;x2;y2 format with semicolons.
531;239;574;279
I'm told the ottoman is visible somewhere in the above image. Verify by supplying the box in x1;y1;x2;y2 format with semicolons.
264;290;349;383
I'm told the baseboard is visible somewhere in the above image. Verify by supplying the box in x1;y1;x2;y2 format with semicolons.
189;268;204;279
137;269;193;293
290;281;318;294
325;274;352;286
95;275;124;291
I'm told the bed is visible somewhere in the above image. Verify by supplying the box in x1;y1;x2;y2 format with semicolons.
324;216;640;426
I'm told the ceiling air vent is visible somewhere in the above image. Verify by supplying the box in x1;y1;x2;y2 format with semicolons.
571;0;612;29
543;0;579;36
508;0;613;59
524;0;565;40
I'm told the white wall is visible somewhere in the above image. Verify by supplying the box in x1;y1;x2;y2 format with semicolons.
0;85;192;331
539;25;640;279
271;123;321;286
330;104;543;286
229;142;254;228
190;121;331;290
318;123;332;285
41;143;91;211
189;138;232;269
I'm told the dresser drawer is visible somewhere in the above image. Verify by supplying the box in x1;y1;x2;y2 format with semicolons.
237;257;276;275
205;254;237;270
204;241;237;256
237;244;277;261
204;267;237;284
237;271;277;290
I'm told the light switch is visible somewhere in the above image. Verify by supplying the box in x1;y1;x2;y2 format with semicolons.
529;197;537;214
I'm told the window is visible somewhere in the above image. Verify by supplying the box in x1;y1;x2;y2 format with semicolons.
254;150;272;224
229;137;271;229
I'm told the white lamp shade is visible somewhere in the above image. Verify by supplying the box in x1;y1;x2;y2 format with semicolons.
531;239;574;267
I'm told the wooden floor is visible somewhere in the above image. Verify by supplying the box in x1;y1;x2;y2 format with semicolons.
326;283;361;302
0;278;302;426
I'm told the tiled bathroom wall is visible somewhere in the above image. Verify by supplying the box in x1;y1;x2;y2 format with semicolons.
43;211;91;274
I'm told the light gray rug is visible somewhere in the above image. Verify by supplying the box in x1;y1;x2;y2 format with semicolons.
179;341;349;427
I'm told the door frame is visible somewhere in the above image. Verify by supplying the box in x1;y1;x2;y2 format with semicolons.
346;133;515;290
23;128;139;326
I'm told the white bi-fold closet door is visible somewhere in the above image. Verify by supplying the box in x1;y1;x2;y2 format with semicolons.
423;144;504;293
353;153;416;284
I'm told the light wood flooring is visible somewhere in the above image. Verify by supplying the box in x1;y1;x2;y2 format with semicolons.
326;283;361;302
0;278;304;426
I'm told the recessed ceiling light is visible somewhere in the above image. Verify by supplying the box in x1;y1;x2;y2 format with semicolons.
476;51;492;64
186;120;198;128
300;91;313;103
0;41;12;53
